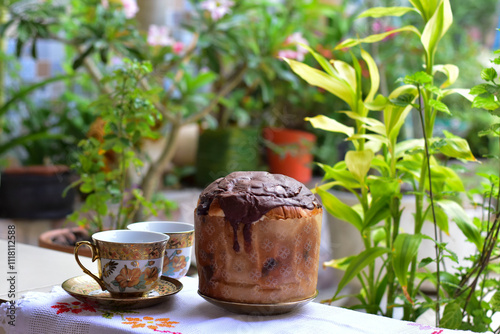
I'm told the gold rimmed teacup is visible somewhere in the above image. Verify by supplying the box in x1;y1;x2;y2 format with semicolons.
74;230;169;298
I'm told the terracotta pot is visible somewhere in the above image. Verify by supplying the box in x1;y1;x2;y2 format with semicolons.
263;128;316;184
38;227;92;258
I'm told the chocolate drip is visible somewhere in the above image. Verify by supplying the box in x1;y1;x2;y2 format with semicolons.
197;172;321;252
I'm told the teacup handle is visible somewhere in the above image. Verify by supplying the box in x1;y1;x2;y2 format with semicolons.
74;241;106;291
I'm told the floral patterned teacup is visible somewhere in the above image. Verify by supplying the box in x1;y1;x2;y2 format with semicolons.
74;230;169;298
127;221;194;279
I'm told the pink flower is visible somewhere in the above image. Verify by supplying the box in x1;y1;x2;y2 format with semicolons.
173;41;184;54
200;0;234;21
101;0;109;9
285;32;309;55
121;0;138;19
147;25;175;47
278;32;309;61
278;49;304;61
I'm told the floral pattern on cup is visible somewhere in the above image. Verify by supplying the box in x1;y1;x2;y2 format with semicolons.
101;258;162;294
162;248;191;279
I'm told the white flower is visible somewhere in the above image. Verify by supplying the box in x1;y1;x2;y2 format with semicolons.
147;25;175;47
200;0;235;21
121;0;139;19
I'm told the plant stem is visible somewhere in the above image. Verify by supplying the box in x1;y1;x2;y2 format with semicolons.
416;84;440;326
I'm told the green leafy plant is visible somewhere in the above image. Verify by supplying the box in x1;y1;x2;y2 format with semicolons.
286;0;481;324
67;60;176;232
434;53;500;332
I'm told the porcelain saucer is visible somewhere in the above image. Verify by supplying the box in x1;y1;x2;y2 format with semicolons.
198;290;318;316
62;275;182;310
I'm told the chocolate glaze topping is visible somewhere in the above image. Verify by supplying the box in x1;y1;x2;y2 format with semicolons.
197;171;321;252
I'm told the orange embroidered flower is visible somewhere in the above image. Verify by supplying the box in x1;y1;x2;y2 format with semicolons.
144;267;159;285
115;265;142;288
122;316;180;332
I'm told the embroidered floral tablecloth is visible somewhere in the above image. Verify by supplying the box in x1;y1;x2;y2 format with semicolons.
0;276;477;334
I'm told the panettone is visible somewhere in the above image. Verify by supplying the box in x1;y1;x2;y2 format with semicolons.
195;171;323;304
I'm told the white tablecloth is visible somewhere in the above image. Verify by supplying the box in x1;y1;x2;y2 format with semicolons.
0;276;475;334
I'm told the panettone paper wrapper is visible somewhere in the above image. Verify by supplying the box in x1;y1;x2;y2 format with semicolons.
195;213;322;304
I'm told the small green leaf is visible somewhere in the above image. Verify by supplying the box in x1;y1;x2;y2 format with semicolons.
323;255;355;271
429;99;450;114
419;257;433;268
317;188;363;230
491;290;500;312
440;303;462;329
481;68;497;82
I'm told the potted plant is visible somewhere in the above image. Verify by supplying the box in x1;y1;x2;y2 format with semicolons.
2;0;272;250
0;68;85;219
285;0;494;327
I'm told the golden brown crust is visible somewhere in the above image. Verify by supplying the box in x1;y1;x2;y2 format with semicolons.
206;198;322;221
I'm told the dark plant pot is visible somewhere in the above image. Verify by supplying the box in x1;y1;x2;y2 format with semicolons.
263;127;316;184
38;226;92;258
0;165;76;219
195;127;261;187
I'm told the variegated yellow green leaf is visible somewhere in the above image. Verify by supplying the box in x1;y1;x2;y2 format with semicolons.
360;49;379;102
410;0;439;22
323;255;355;271
284;58;354;108
358;6;416;18
345;150;374;183
421;0;452;61
332;60;357;92
442;88;474;101
306;115;354;137
440;131;476;161
335;26;421;50
300;44;336;76
434;64;459;88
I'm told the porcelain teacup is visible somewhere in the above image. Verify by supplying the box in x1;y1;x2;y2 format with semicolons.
74;230;169;298
127;221;194;279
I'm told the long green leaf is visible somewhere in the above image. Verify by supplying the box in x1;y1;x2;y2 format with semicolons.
420;0;452;61
317;187;363;230
410;0;439;22
358;6;417;18
0;74;74;117
392;233;423;298
434;64;459;88
334;247;390;298
437;199;482;250
284;58;354;108
0;132;67;157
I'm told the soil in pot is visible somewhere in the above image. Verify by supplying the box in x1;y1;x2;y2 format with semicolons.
39;227;93;257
